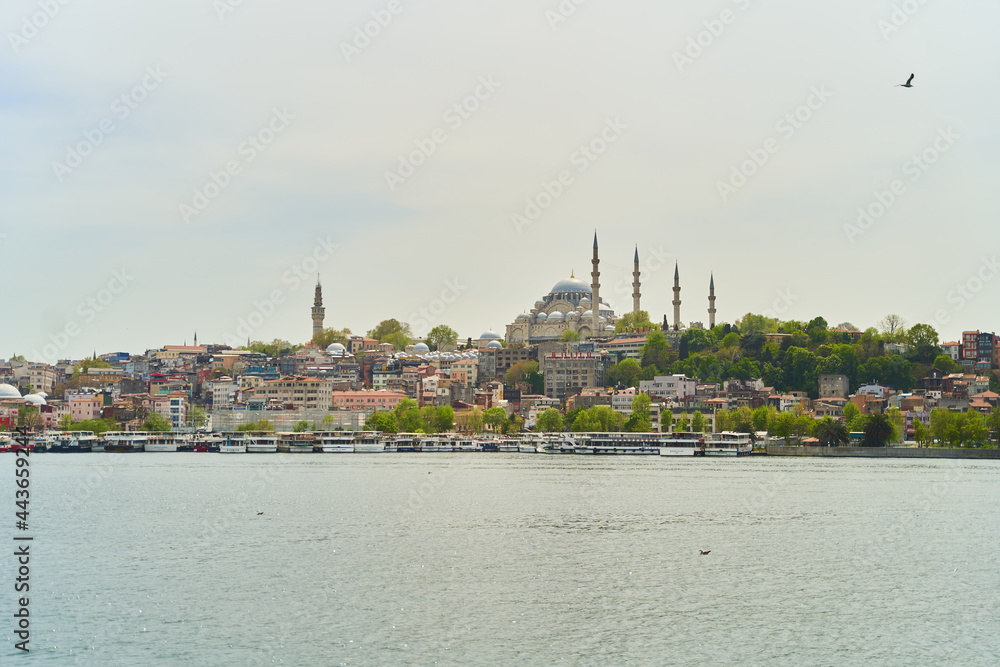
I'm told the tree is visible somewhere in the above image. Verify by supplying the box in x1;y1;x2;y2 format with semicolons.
815;417;849;447
674;416;690;432
506;361;540;390
17;405;41;431
751;406;772;432
905;323;940;363
320;415;338;429
536;408;563;432
913;419;928;446
932;355;961;374
433;405;455;433
142;413;172;432
419;405;437;433
988;407;1000;444
189;406;207;430
660;409;674;433
606;358;642;389
615;310;654;334
861;412;893;447
560;330;580;342
640;331;674;372
772;412;796;444
69;418;118;435
885;407;905;444
842;402;863;432
365;411;398;433
313;327;352;349
691;410;705;433
293;420;312;432
714;409;734;432
626;393;653;432
483;407;509;433
466;407;484;434
426;325;458;351
245;339;298;357
877;314;907;341
58;414;73;430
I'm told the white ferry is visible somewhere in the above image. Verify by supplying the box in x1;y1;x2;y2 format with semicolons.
538;434;577;454
436;437;454;452
518;437;538;453
703;431;754;456
354;432;384;453
453;438;477;452
419;436;443;452
219;432;247;453
247;432;279;453
392;435;417;452
574;432;663;455
319;432;354;453
499;439;519;453
145;433;178;452
50;431;97;453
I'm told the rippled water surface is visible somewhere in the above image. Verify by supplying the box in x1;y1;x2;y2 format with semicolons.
1;453;998;665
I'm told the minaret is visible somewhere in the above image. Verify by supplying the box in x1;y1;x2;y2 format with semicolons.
590;233;601;337
312;276;325;339
708;273;717;329
193;331;198;347
632;246;641;313
672;262;681;331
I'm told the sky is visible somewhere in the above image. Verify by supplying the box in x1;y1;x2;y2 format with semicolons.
3;0;999;362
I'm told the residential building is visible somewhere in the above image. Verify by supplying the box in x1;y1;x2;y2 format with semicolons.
152;392;188;429
543;351;610;401
253;376;333;409
331;390;407;413
639;375;698;403
818;374;849;399
940;341;961;361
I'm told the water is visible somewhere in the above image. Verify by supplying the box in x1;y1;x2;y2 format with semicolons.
1;453;998;665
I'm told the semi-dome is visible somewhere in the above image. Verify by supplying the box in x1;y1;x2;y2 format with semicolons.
581;310;593;318
567;311;580;318
486;340;503;349
516;313;529;322
548;311;564;320
479;330;502;340
549;276;592;294
0;383;21;399
535;312;548;320
413;342;430;352
23;394;46;405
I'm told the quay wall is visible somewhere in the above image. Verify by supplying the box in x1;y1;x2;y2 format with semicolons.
766;445;1000;460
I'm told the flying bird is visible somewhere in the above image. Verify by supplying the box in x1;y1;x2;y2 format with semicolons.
699;550;711;555
257;511;264;515
896;73;915;88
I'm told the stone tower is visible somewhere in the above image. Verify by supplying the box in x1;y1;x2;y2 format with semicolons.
591;233;601;337
632;246;641;313
312;276;325;339
672;262;681;331
708;273;717;329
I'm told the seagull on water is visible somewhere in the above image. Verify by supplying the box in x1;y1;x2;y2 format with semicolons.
699;550;711;555
896;73;915;88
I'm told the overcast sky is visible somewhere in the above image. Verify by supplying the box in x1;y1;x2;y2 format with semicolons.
3;0;998;361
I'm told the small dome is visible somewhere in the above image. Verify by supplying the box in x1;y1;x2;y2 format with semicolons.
548;311;564;320
486;340;503;349
582;310;594;318
605;325;615;331
534;300;545;308
535;312;548;320
414;342;430;352
326;342;347;355
516;313;529;322
567;311;579;318
0;383;21;399
479;330;502;340
23;394;46;405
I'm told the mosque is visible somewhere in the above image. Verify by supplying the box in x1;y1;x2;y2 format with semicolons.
504;234;718;344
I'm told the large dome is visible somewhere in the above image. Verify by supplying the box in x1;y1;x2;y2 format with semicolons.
480;330;502;340
0;383;21;399
550;276;592;294
23;394;46;405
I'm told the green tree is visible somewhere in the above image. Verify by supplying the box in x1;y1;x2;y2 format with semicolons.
751;406;771;432
690;410;705;433
913;419;928;446
17;405;41;431
506;361;540;390
69;418;118;435
483;407;509;433
142;412;172;432
905;323;940;363
313;327;352;349
466;407;484;434
842;402;863;432
714;409;734;433
674;416;690;432
368;319;412;342
536;408;563;432
560;330;580;342
426;325;458;351
419;405;438;433
58;414;73;430
929;408;953;446
615;310;654;334
365;411;398;433
189;406;207;430
293;420;312;432
433;405;455;433
885;407;905;444
772;412;796;444
932;355;961;374
815;417;849;447
861;412;893;447
320;415;338;429
640;331;674;372
606;358;643;389
245;339;298;357
660;409;674;433
626;393;653;432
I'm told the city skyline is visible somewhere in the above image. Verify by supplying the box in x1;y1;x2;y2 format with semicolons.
4;1;998;359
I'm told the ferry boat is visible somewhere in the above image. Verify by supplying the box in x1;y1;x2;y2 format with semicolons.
354;432;384;453
319;432;354;453
246;432;279;453
436;437;454;452
197;434;222;452
392;435;416;452
703;431;754;456
518;437;538;453
0;433;10;452
289;433;317;453
50;431;97;453
574;432;663;455
538;434;577;454
31;433;56;451
104;431;147;453
419;436;443;452
219;432;247;453
145;433;178;452
478;438;499;452
453;438;477;452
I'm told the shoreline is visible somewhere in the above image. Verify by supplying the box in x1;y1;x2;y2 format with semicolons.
765;444;1000;459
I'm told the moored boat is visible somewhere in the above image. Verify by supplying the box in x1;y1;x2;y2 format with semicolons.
703;431;754;456
319;432;353;453
145;433;178;452
219;432;247;453
354;432;384;453
247;432;279;453
104;431;146;453
50;431;97;453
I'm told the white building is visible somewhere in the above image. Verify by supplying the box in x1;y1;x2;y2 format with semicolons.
612;387;637;415
211;377;238;408
639;375;698;402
